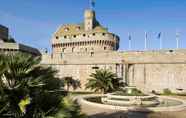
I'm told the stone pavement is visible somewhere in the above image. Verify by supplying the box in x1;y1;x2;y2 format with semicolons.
79;96;186;118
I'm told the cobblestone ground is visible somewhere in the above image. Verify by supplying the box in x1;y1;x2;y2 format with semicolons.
80;96;186;118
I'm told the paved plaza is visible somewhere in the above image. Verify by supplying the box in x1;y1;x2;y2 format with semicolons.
80;96;186;118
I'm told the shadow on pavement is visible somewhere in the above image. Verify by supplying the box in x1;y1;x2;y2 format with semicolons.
89;110;152;118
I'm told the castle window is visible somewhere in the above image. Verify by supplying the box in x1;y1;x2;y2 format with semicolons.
104;47;107;50
93;33;95;36
83;34;86;37
102;33;105;36
72;47;75;52
85;48;87;52
76;26;80;31
91;52;94;56
169;50;174;53
64;36;67;39
92;66;99;69
64;28;69;32
56;36;59;39
73;35;76;38
62;48;66;52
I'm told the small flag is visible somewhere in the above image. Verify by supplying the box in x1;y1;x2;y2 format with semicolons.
91;0;95;8
145;32;147;39
176;30;180;49
157;32;161;39
129;34;131;40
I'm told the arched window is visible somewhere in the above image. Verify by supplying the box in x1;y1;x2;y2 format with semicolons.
64;27;69;32
72;47;75;52
76;26;80;31
62;48;66;52
91;52;94;57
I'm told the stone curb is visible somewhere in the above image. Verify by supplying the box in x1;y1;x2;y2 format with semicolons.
77;94;186;112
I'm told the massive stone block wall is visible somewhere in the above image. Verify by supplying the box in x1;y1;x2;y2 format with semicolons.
123;49;186;93
41;51;124;91
128;64;186;93
42;49;186;93
51;32;119;56
50;64;118;91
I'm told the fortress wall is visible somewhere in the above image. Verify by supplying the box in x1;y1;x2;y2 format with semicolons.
41;51;124;91
128;64;186;93
124;50;186;93
52;32;118;54
51;63;118;91
52;32;116;44
42;49;186;92
122;50;186;63
50;51;122;65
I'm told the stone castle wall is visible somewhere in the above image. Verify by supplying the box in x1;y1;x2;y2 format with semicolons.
123;49;186;93
41;51;124;91
128;64;186;93
52;32;119;55
42;49;186;93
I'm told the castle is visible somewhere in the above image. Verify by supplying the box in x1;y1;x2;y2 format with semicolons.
41;9;186;93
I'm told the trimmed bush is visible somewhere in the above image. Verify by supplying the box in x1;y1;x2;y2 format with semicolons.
163;88;172;95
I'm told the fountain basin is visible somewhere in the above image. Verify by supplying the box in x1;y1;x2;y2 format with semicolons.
102;93;160;107
77;94;186;112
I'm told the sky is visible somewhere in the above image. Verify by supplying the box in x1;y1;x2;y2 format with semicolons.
1;0;186;52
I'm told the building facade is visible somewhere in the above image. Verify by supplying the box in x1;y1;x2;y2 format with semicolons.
0;25;40;56
42;9;186;93
0;25;8;43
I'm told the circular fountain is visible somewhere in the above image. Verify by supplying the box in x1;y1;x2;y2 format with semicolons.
78;87;186;112
102;87;160;107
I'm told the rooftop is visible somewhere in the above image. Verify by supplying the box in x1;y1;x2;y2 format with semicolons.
54;9;108;37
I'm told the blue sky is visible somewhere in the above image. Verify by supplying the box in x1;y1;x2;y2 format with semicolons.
1;0;186;52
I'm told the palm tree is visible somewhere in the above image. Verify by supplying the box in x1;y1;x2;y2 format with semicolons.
63;77;81;91
0;53;64;118
85;69;118;93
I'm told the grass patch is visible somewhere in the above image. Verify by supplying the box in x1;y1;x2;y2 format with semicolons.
110;98;129;101
69;91;94;95
113;89;147;96
86;97;102;103
153;89;186;96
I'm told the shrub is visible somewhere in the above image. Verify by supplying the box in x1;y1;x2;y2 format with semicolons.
163;88;172;95
0;53;86;118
